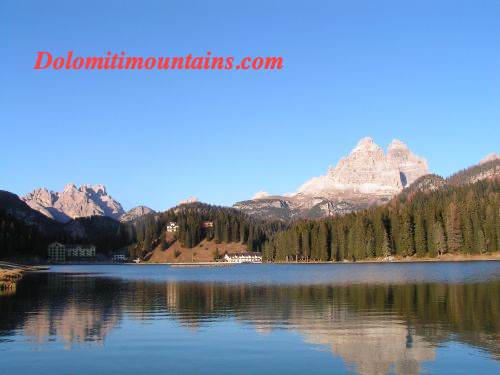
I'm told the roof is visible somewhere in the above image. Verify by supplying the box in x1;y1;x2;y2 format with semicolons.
225;252;262;257
65;244;95;249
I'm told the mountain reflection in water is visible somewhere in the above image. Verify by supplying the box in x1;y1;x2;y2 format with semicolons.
0;264;499;375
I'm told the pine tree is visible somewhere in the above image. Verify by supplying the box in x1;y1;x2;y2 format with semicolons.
484;205;496;252
365;223;375;259
399;209;415;257
446;201;463;253
434;221;447;256
302;228;311;261
318;223;329;261
477;230;487;254
382;228;392;258
414;213;427;257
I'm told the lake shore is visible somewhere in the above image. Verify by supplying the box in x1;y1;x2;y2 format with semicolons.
270;253;500;264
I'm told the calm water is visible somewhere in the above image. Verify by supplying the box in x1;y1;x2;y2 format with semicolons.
1;263;499;375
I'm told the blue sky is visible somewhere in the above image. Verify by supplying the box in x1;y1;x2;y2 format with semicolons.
1;0;499;211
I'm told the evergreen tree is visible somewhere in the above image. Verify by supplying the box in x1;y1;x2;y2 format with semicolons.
318;223;329;261
446;201;463;253
414;213;427;257
476;230;487;254
434;221;447;256
399;209;415;257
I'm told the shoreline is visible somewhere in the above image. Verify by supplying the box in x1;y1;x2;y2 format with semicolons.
2;253;499;267
268;253;500;264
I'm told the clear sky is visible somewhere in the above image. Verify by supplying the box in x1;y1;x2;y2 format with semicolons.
1;0;499;211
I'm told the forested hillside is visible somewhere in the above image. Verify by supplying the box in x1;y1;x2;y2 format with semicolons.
263;177;500;261
131;203;286;258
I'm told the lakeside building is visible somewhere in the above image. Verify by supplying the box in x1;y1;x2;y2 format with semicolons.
166;222;179;233
48;242;96;263
223;252;263;263
112;254;127;262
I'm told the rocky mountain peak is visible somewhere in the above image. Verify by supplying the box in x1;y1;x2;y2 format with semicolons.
23;184;126;223
63;183;77;193
235;137;430;220
480;153;499;165
351;137;384;155
388;139;408;151
119;206;156;222
81;184;107;195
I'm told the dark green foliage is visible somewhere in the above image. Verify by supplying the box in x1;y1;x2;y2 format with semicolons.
156;202;284;251
265;177;500;261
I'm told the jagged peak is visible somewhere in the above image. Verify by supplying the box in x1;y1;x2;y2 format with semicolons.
63;183;77;193
81;184;107;194
352;137;383;153
388;139;409;150
480;153;499;165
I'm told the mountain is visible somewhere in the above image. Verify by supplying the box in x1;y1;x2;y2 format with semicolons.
120;206;156;222
234;137;429;220
0;190;62;234
447;158;500;187
21;184;150;223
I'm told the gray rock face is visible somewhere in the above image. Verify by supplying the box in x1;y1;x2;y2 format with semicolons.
120;206;156;222
233;138;429;220
23;184;126;223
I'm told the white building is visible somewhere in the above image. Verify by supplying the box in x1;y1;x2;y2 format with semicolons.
223;252;263;263
166;222;179;233
48;242;96;263
112;254;127;261
47;242;66;262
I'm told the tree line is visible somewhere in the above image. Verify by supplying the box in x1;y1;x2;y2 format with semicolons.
263;177;500;261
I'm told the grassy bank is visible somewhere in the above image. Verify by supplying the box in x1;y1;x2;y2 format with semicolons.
0;269;24;293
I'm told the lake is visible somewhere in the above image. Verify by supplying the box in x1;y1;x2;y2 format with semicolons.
0;262;499;375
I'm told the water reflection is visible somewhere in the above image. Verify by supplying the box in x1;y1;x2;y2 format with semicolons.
0;269;499;374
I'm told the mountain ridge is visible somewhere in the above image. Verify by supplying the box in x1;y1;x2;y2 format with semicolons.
22;184;153;223
234;137;429;220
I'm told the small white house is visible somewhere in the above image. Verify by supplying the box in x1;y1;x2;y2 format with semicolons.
166;222;179;233
224;252;262;263
112;254;127;262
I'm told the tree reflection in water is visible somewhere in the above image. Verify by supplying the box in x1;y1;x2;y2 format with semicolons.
0;271;498;374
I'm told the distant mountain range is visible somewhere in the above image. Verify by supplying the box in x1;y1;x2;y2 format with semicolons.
233;137;500;221
3;137;499;227
21;184;154;223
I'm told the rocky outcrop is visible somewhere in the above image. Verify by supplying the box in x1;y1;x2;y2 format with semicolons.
403;174;447;194
480;153;500;165
447;159;500;186
120;206;156;222
234;138;429;220
22;184;126;223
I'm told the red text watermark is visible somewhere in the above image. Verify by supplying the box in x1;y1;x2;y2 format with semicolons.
34;51;283;70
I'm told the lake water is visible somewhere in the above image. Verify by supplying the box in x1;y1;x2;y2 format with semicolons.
0;262;499;375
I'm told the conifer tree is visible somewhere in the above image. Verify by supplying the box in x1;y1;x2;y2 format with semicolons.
318;223;329;261
414;213;427;257
399;209;415;257
434;221;447;256
446;201;463;253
